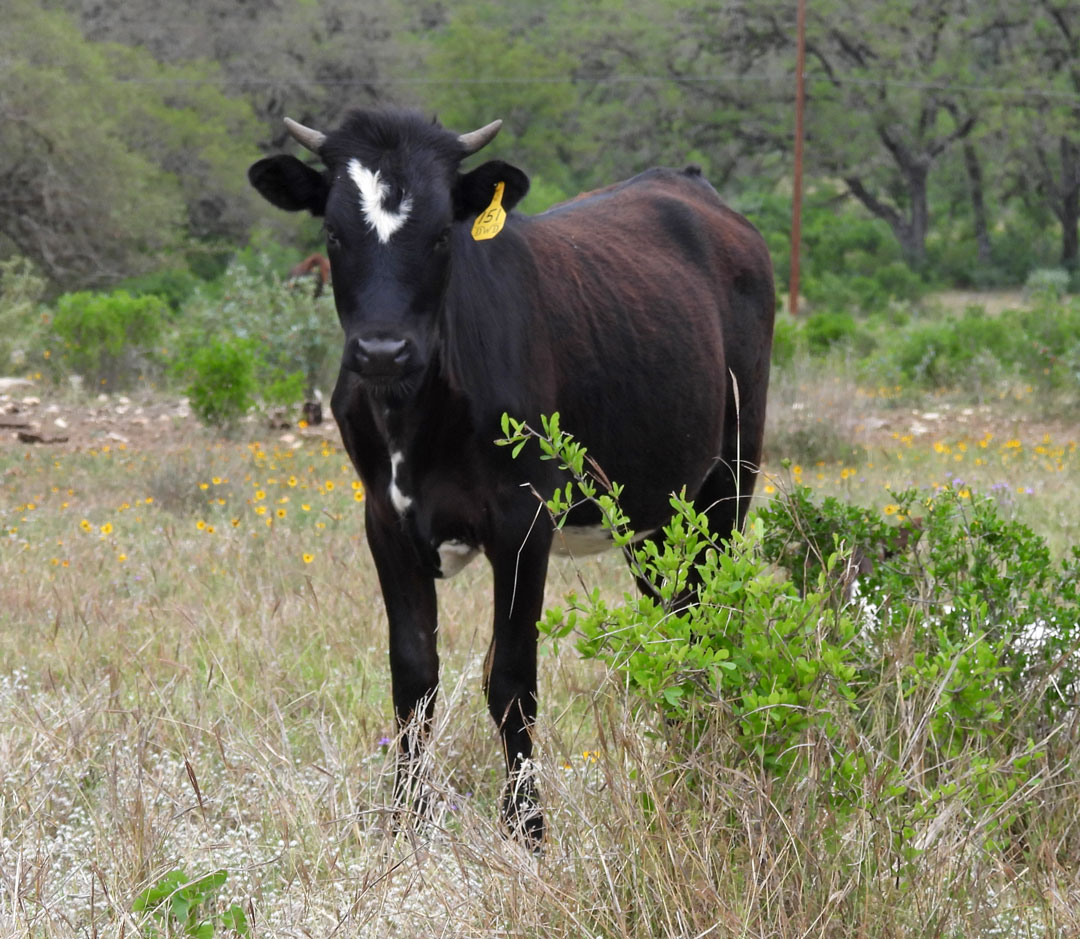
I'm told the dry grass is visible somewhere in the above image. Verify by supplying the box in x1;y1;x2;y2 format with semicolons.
2;398;1078;937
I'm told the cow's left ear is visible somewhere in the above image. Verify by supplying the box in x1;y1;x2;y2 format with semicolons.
454;160;530;220
248;155;329;216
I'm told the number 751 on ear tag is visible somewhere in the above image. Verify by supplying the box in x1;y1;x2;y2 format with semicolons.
471;181;507;241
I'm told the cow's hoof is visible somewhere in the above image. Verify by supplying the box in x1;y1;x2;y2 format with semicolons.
501;783;545;853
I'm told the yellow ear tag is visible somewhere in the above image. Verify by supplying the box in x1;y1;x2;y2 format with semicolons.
471;181;507;241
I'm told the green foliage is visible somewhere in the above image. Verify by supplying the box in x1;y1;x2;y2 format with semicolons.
757;484;1080;714
770;315;798;367
550;512;860;775
179;253;339;398
803;310;858;353
49;290;168;390
926;210;1061;289
1;0;260;290
500;414;858;775
0;256;48;373
182;338;260;430
775;292;1080;403
886;306;1012;389
117;268;202;312
133;868;248;937
502;415;1071;857
746;189;929;312
24;242;336;420
1025;267;1071;301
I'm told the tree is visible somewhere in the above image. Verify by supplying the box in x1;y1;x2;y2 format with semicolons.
804;1;1013;269
71;0;407;151
0;0;260;288
1012;1;1080;270
716;0;1026;270
419;0;763;208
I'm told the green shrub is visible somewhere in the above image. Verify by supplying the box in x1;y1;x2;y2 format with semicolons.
874;259;926;302
1024;267;1070;301
744;187;915;304
757;483;1080;715
500;414;858;775
886;306;1012;389
117;267;201;311
183;337;259;429
501;415;1070;854
49;289;167;390
133;867;248;937
803;310;857;352
178;255;338;397
770;314;799;366
0;256;48;373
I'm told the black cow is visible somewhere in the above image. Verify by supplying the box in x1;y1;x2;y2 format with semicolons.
248;109;774;847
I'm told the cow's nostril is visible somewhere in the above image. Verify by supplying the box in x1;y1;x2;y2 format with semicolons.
355;337;409;374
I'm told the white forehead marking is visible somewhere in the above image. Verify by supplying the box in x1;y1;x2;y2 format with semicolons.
347;159;413;244
389;450;413;514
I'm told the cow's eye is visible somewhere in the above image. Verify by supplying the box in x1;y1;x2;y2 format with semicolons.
325;225;341;249
433;227;451;252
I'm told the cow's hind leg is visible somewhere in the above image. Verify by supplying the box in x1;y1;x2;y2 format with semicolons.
365;506;440;825
630;394;766;607
485;516;552;851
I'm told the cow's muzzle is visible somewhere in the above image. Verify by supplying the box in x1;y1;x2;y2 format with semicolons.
344;336;414;382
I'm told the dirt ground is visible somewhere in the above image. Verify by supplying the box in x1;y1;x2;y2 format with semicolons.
0;379;340;453
1;377;1075;458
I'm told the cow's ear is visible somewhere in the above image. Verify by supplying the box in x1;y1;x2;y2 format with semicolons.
248;155;328;216
454;160;530;220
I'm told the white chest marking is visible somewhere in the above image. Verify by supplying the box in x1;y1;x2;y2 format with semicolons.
347;159;412;244
436;539;479;579
389;451;413;515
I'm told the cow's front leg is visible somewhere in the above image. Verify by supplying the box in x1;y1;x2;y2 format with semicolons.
485;515;552;850
365;505;439;823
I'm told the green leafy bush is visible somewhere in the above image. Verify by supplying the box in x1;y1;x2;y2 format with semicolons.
864;295;1080;396
178;255;338;398
554;511;860;775
757;483;1080;717
180;333;306;430
747;187;928;312
117;266;201;311
887;306;1013;389
0;256;48;373
1023;267;1070;301
183;337;260;429
770;314;798;366
501;415;1070;855
501;413;859;775
133;867;248;937
49;289;168;390
803;310;858;353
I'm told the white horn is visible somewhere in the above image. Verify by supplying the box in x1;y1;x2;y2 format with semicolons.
458;119;503;155
284;117;327;154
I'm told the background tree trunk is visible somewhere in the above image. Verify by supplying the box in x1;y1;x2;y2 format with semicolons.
963;142;993;267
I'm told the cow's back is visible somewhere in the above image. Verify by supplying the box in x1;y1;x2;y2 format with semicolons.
514;168;774;529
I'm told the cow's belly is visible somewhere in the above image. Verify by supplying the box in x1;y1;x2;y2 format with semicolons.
549;523;619;557
435;524;655;579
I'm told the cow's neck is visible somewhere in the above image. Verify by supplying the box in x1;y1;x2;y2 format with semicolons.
370;365;472;482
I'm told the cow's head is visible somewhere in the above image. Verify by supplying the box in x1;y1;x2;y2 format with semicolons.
248;110;529;401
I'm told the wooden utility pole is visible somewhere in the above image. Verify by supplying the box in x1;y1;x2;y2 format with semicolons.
789;0;807;315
